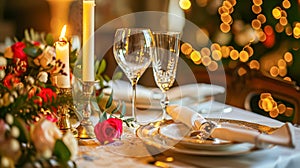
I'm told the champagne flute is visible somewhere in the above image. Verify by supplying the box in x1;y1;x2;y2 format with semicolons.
113;28;154;123
152;31;181;120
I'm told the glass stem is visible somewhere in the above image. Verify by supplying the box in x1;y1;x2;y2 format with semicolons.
161;92;169;120
131;78;137;122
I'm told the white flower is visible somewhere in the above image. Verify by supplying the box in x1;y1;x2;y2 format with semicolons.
37;71;48;83
5;114;13;125
31;118;62;158
0;56;7;65
62;131;78;160
40;46;56;69
1;156;10;167
10;139;20;151
11;126;20;138
26;76;35;85
0;71;5;80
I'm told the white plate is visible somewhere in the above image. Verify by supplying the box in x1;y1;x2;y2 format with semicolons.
159;122;237;151
136;119;275;156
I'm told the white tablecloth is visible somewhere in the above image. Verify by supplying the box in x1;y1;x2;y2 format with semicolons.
76;101;300;168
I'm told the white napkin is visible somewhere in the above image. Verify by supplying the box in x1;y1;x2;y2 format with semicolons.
166;105;295;148
103;80;225;108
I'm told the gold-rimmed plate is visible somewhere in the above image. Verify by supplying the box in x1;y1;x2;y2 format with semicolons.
136;119;276;156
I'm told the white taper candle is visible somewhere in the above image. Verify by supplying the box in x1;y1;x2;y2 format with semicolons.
82;0;95;81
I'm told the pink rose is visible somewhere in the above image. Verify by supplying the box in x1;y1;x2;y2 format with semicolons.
94;118;123;144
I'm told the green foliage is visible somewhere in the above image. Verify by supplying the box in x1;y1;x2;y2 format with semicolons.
96;84;134;127
53;140;71;163
23;44;43;58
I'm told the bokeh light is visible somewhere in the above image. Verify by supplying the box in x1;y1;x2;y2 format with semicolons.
269;107;279;118
252;5;262;14
202;55;212;66
208;61;218;71
253;0;263;6
257;14;266;24
220;23;231;33
283;76;292;81
200;47;211;57
284;52;293;63
252;19;261;30
272;7;282;19
270;66;279;77
237;67;247;76
279;17;288;26
239;50;249;62
285;107;293;117
249;60;260;70
229;49;239;60
190;50;201;62
181;43;193;55
212;50;222;61
244;45;254;57
278;104;286;114
179;0;191;10
210;43;221;51
221;46;230;58
275;23;285;33
282;0;291;9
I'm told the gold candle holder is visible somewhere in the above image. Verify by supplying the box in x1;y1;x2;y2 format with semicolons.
57;88;78;137
76;81;99;139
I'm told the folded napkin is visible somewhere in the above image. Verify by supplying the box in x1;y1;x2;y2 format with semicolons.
103;80;225;107
166;105;295;148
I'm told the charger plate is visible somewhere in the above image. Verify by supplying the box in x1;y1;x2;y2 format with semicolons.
136;119;276;156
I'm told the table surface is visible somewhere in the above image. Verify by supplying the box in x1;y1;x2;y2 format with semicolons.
76;101;300;168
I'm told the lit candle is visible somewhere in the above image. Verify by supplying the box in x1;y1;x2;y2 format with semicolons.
56;25;71;88
82;0;95;81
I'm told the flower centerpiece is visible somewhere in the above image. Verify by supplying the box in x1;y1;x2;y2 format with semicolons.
0;29;77;168
0;28;133;167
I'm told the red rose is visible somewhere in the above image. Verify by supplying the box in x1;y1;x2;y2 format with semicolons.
94;118;123;144
11;42;28;76
3;74;20;89
11;42;27;62
35;87;57;106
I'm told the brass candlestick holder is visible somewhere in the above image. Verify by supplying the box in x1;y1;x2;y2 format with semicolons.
57;88;78;137
76;81;99;139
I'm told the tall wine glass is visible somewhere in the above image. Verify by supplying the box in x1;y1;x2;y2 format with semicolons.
113;28;154;123
152;31;181;120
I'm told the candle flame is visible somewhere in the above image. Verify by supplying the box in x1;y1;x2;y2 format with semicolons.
59;25;67;39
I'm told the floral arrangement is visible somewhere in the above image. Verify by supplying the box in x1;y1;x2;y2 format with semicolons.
0;29;132;167
0;29;77;168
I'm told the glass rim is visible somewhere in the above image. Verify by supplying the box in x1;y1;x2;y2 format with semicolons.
152;31;181;35
115;27;151;31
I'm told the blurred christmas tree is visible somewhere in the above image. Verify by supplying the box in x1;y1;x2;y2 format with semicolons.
180;0;300;85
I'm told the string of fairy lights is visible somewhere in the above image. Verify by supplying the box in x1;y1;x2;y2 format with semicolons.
179;0;299;119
